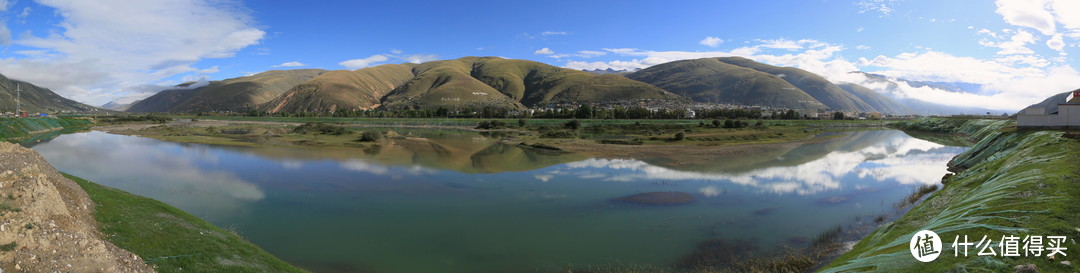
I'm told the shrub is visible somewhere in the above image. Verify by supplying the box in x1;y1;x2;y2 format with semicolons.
673;132;685;141
358;130;382;142
564;119;581;130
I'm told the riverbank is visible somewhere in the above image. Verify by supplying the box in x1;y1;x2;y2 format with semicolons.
819;117;1080;272
2;118;308;272
96;117;893;171
0;141;153;272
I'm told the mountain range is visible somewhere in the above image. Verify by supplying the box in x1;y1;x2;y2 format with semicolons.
13;56;1035;116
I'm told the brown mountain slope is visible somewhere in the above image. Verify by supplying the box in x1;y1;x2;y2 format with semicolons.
128;69;327;113
262;64;417;113
379;57;685;110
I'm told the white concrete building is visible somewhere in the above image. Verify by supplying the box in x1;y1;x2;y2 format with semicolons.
1017;90;1080;128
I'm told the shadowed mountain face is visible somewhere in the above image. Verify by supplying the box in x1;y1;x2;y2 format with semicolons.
378;57;685;110
713;57;878;112
626;58;827;110
128;69;328;113
0;73;105;114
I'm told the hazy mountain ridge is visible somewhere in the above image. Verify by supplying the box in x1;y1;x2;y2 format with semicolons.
851;72;1006;115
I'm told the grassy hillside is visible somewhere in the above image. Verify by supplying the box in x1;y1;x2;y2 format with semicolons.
0;117;94;142
820;118;1079;272
626;58;827;109
379;57;686;110
128;69;328;113
836;82;912;114
263;64;418;113
66;173;308;273
715;57;877;112
0;74;105;114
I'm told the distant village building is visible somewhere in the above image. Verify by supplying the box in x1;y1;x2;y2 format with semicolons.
1017;90;1080;128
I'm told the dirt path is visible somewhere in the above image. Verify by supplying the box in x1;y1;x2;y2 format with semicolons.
0;142;154;272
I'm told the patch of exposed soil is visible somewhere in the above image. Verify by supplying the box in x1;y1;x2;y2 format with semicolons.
0;142;155;272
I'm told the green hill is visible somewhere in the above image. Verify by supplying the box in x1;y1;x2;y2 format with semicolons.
262;64;417;113
128;69;327;113
713;57;877;112
379;57;685;110
625;58;827;110
835;82;912;114
0;74;105;114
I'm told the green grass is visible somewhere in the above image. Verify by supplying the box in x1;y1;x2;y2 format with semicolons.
819;119;1080;272
0;242;16;252
64;173;308;273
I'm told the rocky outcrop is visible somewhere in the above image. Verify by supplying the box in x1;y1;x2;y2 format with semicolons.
0;142;154;272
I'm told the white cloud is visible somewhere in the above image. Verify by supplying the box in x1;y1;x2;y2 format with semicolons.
0;0;8;12
339;54;390;69
979;29;1036;55
1051;0;1080;33
541;31;568;36
699;36;723;47
402;54;437;64
1047;33;1066;51
855;45;871;50
272;61;306;68
0;0;265;105
577;50;606;57
534;47;554;55
561;35;1078;111
856;0;899;16
390;49;404;54
18;7;29;18
0;20;9;46
995;0;1056;35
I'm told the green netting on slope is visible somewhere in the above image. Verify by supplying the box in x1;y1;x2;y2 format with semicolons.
0;117;92;140
820;131;1066;272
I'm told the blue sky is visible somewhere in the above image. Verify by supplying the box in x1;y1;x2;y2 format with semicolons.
0;0;1077;111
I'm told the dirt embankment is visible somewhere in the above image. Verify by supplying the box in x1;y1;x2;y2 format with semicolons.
0;142;154;272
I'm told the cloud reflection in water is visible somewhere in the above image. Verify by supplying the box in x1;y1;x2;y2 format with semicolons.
30;131;265;217
559;131;962;195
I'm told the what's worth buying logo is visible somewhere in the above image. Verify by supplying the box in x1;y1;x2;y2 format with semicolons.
910;229;1070;262
911;230;942;262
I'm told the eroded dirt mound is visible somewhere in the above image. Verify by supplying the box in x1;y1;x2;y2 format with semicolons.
613;191;695;205
0;142;154;272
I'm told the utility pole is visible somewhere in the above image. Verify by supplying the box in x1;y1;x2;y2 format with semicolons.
15;83;20;117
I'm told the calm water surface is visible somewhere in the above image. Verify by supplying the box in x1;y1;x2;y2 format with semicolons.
30;129;964;273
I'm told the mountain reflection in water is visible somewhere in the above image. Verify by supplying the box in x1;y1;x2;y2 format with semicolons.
29;129;966;273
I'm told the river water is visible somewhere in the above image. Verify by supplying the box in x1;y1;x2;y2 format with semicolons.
29;129;964;273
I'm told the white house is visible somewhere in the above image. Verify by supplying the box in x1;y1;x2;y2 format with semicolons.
1017;90;1080;128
